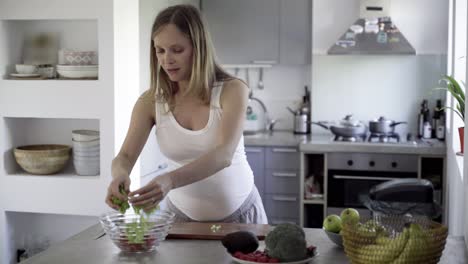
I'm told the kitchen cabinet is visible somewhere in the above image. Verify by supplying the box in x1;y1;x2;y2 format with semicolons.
245;146;265;200
201;0;311;65
279;0;311;65
201;0;280;64
245;145;300;225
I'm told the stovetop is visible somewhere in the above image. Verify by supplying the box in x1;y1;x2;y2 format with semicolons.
334;132;403;144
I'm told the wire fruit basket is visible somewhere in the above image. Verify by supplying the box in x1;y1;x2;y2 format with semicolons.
341;215;448;264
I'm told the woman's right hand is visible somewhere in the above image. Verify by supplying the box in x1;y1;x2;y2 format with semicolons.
105;175;131;210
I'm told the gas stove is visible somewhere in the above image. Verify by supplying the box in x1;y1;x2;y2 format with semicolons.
368;132;400;143
333;132;402;143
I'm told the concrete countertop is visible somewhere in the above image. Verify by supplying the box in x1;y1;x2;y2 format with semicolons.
244;131;446;155
244;130;311;147
23;223;466;264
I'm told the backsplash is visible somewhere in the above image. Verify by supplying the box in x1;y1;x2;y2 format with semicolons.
311;55;447;138
227;54;447;137
226;65;312;131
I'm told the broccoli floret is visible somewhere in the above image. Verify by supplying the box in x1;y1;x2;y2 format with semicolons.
265;223;307;262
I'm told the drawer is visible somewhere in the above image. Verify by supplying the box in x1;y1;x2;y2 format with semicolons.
264;194;299;219
245;147;265;196
265;169;299;194
268;217;299;226
265;147;299;170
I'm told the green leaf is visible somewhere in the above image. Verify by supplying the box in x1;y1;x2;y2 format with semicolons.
438;75;466;122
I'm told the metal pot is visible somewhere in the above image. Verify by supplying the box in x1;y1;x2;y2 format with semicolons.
287;107;310;134
312;115;368;138
369;116;407;134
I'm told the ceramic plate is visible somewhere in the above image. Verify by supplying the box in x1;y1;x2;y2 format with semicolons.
231;250;318;264
10;73;41;77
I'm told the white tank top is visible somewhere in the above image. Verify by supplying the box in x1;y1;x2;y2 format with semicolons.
155;81;254;221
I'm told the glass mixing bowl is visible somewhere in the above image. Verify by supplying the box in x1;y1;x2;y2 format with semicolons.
100;210;175;253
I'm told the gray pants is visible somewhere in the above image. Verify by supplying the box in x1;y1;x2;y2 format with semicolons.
166;186;268;224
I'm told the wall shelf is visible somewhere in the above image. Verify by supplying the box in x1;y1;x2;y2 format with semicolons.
1;117;100;175
2;175;105;216
0;19;99;80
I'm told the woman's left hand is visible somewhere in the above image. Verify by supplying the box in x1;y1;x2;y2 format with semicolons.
129;173;173;211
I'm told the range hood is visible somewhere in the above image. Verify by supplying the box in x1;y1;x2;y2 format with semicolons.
327;0;415;55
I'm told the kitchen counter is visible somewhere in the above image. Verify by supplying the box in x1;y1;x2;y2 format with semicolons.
244;130;311;147
300;135;446;155
22;223;466;264
244;131;446;155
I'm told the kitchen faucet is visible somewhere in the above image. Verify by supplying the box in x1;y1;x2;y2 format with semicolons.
248;92;277;131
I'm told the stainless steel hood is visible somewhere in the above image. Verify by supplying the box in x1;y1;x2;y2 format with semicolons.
327;0;415;55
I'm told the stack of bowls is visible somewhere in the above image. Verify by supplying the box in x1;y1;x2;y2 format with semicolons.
72;130;100;176
99;210;175;253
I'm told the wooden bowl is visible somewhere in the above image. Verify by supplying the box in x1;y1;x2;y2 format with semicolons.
13;144;71;175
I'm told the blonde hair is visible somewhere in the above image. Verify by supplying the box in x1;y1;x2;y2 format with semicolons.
144;5;233;109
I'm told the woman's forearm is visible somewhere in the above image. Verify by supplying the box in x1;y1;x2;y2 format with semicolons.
111;154;134;179
168;144;233;189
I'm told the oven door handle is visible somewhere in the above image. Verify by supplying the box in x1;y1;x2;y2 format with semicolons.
333;175;403;181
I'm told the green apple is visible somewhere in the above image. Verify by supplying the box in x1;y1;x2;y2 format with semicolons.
340;208;360;226
323;214;342;233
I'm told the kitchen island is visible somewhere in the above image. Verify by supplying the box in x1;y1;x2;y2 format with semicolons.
22;224;466;264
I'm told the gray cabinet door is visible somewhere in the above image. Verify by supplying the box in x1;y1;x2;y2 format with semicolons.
279;0;311;64
265;147;300;170
264;194;299;219
245;147;265;199
201;0;280;64
265;169;299;194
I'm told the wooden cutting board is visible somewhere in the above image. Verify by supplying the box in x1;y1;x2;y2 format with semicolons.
166;222;271;240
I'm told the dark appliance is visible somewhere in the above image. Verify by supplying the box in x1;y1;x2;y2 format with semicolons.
326;152;418;217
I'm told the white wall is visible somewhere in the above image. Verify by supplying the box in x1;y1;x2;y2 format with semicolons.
137;0;170;183
311;55;447;137
225;65;311;131
6;212;97;261
114;0;141;189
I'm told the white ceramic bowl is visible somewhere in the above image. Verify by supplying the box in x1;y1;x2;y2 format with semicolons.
73;149;100;157
16;64;37;74
72;145;100;153
57;65;98;78
74;156;100;162
72;139;100;148
74;159;99;176
72;130;100;142
62;50;97;65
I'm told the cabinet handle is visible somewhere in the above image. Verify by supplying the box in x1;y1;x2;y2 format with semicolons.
271;220;297;225
245;148;262;153
272;172;297;178
333;175;403;181
272;196;297;202
272;148;297;153
252;60;277;65
141;163;168;178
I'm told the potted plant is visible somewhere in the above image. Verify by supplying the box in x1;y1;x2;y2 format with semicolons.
435;75;465;153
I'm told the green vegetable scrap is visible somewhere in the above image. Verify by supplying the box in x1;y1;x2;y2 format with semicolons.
210;224;221;233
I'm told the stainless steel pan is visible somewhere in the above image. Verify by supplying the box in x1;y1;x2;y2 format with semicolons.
369;116;406;134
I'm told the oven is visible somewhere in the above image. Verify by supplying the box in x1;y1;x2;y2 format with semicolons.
326;153;418;216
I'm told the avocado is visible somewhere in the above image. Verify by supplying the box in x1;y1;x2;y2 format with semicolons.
221;231;259;254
